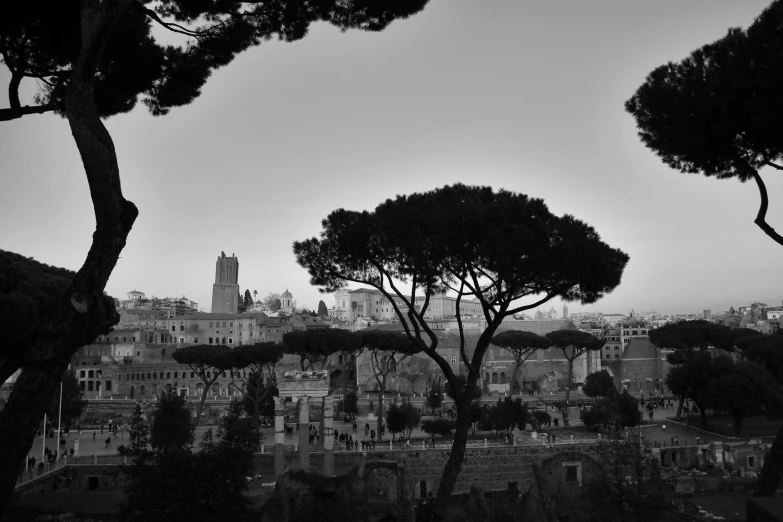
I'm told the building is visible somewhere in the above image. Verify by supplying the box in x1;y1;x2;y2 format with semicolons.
333;289;484;323
211;252;239;314
603;338;671;395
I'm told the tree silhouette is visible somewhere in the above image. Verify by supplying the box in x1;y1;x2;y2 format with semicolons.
626;1;783;247
0;1;431;510
545;330;606;404
583;370;617;401
361;330;418;442
243;289;253;308
490;331;550;393
318;300;329;317
171;345;231;426
293;183;628;510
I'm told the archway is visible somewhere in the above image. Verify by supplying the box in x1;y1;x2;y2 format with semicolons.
492;372;498;384
140;384;146;398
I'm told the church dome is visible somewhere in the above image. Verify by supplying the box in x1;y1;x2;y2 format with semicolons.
281;289;293;298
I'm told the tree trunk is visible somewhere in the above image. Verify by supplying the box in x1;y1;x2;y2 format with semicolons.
377;379;386;443
565;359;574;405
675;395;685;421
755;423;783;496
195;382;214;426
432;397;471;519
0;2;137;517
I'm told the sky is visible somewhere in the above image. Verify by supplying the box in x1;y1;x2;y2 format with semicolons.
2;0;782;316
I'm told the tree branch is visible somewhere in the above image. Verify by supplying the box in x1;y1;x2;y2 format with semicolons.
140;6;213;38
764;161;783;171
752;172;783;247
0;103;55;121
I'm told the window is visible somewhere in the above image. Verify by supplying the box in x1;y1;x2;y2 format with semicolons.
106;380;112;391
223;322;227;328
228;338;233;344
451;356;457;364
194;338;199;344
563;462;582;486
209;337;213;344
222;337;227;344
749;456;756;468
174;372;179;379
166;372;171;379
171;325;175;331
191;372;195;379
194;324;199;331
162;348;166;356
209;322;214;328
230;322;233;327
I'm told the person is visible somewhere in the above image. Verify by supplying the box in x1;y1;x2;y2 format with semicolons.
93;430;96;441
69;448;74;458
100;424;104;435
105;436;112;449
365;423;370;436
352;420;357;432
649;410;654;421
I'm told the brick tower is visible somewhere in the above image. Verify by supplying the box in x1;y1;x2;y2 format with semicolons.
211;251;239;313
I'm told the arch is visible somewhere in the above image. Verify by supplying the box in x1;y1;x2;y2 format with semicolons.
97;370;102;378
165;384;172;395
492;372;499;384
196;382;204;393
88;370;94;379
212;383;221;396
228;383;236;396
414;480;432;500
140;384;146;397
79;370;86;378
152;383;158;396
500;372;506;384
485;372;490;383
130;385;135;399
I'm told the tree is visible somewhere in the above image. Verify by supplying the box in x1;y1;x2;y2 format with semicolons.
490;331;550;393
386;401;421;439
220;342;284;430
318;300;329;317
343;390;359;415
530;410;551;431
243;289;253;308
545;330;606;404
614;390;643;429
444;375;481;402
664;350;713;426
264;293;282;312
587;434;670;522
490;397;528;436
150;392;194;455
649;320;733;419
171;345;231;426
124;403;150;457
427;380;443;415
361;329;418;442
705;357;783;436
281;329;350;371
293;183;628;510
583;370;617;401
241;378;278;422
46;369;86;425
625;1;783;248
0;1;432;512
421;418;455;446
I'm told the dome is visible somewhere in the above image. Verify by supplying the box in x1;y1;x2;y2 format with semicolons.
281;289;293;298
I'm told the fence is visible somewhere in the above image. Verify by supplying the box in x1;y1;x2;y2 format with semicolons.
15;454;129;488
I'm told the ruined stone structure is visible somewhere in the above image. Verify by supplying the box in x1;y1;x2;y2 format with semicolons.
211;251;239;314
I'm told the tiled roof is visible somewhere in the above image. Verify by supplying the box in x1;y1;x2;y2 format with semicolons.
178;312;268;320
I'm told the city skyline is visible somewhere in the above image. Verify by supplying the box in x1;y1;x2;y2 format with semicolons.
2;0;782;319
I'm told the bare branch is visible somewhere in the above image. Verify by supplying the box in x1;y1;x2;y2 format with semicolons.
764;161;783;171
752;172;783;247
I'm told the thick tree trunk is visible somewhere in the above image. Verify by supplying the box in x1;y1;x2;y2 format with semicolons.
195;383;214;426
0;2;137;517
755;423;783;496
432;396;471;519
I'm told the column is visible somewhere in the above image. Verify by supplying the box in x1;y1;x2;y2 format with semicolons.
298;396;310;471
322;396;334;476
274;396;285;479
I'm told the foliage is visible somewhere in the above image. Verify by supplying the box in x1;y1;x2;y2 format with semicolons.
545;330;605;403
123;400;258;521
240;375;278;420
490;397;529;435
264;294;282;312
124;404;150;457
243;289;253;308
649;320;733;359
625;0;783;247
445;375;481;401
171;344;232;425
583;370;617;399
587;434;671;522
427;381;443;414
580;390;641;432
343;390;359;415
150;392;194;454
664;350;714;425
220;342;284;427
421;418;456;443
738;334;783;383
530;410;552;430
705;357;783;435
47;369;86;424
385;401;421;439
292;183;629;505
490;330;550;391
467;401;483;435
283;329;362;371
317;300;329;317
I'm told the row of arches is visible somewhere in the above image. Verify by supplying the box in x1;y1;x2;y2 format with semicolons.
485;372;508;384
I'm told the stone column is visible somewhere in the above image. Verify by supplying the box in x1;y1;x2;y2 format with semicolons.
274;397;286;479
298;396;310;471
323;396;334;476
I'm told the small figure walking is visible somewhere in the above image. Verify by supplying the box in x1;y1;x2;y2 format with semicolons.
93;430;96;441
105;436;112;449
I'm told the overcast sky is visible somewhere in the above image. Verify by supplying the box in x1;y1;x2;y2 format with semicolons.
2;0;782;316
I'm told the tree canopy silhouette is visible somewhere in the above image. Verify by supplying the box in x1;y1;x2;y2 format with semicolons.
171;345;232;425
490;330;550;392
625;0;783;246
293;183;628;509
0;2;430;512
545;330;605;404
